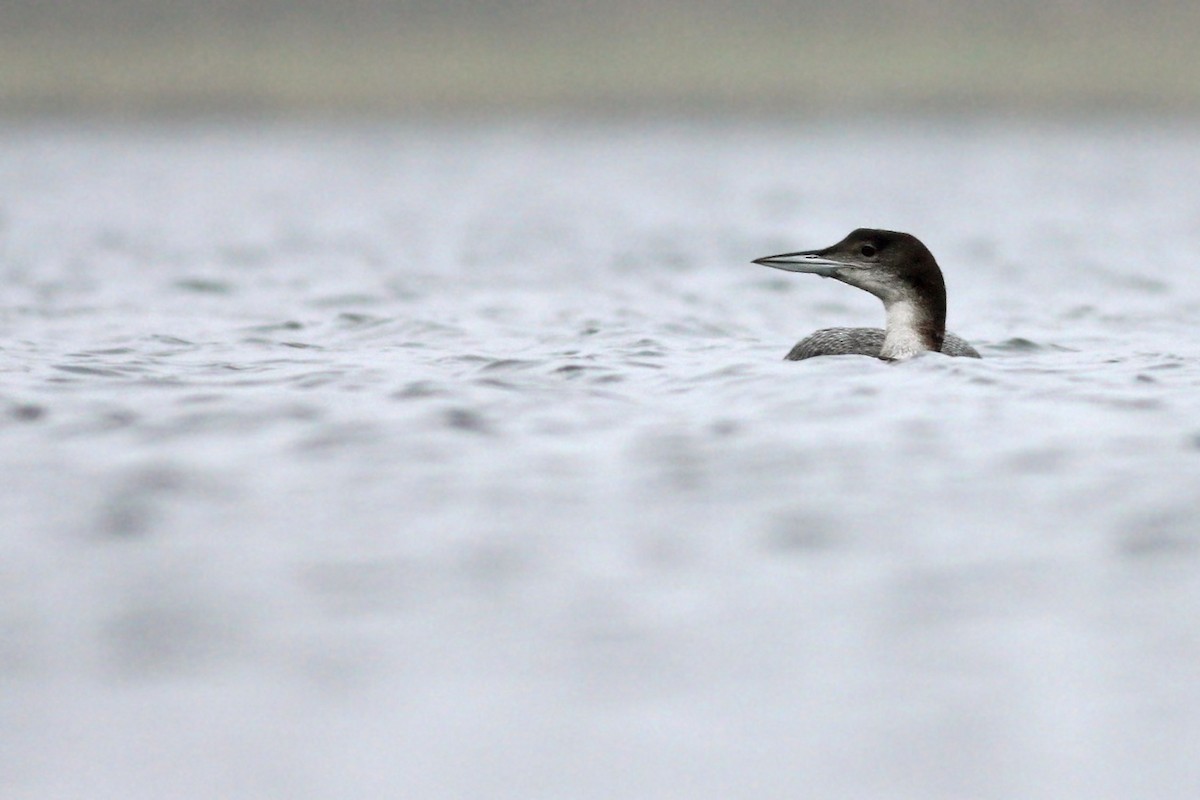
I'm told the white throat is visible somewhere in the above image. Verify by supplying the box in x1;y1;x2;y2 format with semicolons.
880;299;933;361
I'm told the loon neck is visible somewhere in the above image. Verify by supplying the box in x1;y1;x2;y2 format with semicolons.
880;297;945;360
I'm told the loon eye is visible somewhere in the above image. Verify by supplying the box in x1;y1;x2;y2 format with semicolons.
860;244;877;257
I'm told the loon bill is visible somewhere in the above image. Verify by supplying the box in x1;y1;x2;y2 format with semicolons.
753;228;981;361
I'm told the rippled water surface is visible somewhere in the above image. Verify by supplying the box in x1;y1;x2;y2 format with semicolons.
3;117;1200;798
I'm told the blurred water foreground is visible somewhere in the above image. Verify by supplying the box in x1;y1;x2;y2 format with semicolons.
3;116;1200;799
3;1;1200;113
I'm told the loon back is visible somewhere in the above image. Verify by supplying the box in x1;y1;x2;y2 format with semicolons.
786;327;981;361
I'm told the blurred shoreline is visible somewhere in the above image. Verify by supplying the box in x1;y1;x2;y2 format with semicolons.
3;9;1200;116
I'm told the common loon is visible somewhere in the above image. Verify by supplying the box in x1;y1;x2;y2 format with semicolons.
753;228;981;361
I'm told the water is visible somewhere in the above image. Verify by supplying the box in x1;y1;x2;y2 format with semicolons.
2;116;1200;798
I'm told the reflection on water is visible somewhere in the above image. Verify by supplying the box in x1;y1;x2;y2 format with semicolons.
2;117;1200;799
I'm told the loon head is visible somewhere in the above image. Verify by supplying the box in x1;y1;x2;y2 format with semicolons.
753;228;949;355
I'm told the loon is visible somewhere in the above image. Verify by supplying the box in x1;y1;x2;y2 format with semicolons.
753;228;981;361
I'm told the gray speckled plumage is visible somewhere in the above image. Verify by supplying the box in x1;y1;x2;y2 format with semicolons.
785;328;981;361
